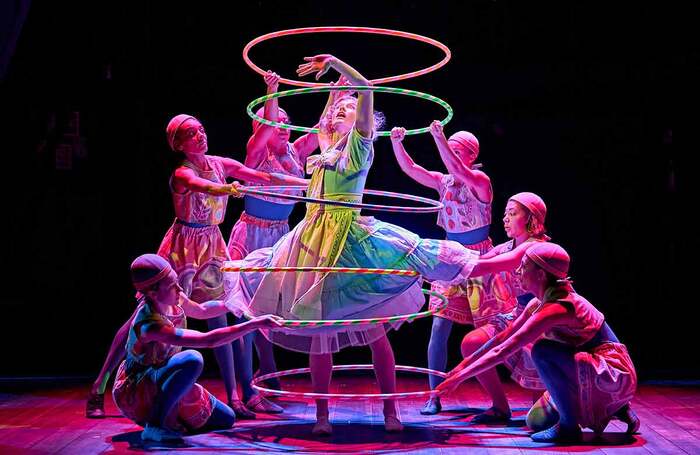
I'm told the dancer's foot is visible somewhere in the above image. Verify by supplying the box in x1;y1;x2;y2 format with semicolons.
246;394;283;413
228;399;256;419
141;423;183;442
312;416;332;436
420;396;442;415
384;414;404;433
531;423;582;443
85;391;105;419
471;406;511;424
615;404;641;434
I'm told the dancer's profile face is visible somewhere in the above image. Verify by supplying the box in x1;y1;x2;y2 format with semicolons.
515;257;541;293
175;118;208;154
331;98;357;134
448;140;478;166
503;200;529;239
147;270;182;307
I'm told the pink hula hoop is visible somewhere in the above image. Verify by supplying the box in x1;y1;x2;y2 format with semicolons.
237;185;444;213
243;26;451;87
252;364;446;400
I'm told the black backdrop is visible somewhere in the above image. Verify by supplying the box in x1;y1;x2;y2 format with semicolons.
0;1;683;381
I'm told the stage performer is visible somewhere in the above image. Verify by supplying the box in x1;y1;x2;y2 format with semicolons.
112;253;282;442
437;242;640;443
451;192;551;423
225;70;323;411
222;54;536;435
390;123;516;415
86;115;307;419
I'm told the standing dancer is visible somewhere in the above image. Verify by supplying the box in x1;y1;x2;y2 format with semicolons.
454;192;551;423
225;70;319;413
390;123;516;415
113;254;282;442
223;54;534;435
437;243;640;443
86;115;307;419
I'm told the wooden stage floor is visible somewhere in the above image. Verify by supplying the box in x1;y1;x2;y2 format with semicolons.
1;376;699;454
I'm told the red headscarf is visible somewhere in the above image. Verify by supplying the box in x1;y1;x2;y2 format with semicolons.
526;243;570;279
166;114;196;151
130;254;173;291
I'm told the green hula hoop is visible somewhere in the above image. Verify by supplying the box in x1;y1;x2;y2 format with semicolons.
246;85;453;137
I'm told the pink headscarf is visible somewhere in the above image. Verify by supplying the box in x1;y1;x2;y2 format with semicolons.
166;114;196;151
131;254;173;291
525;243;570;279
448;131;479;156
252;107;288;133
509;192;547;225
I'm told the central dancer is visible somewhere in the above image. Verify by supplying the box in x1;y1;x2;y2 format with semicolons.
223;54;530;435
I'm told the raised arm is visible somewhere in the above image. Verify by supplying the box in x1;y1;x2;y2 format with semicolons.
390;127;442;190
139;314;283;349
436;302;570;394
246;71;282;168
293;131;320;164
429;121;492;203
297;54;373;138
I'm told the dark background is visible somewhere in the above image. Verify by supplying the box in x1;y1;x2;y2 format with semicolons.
1;2;683;381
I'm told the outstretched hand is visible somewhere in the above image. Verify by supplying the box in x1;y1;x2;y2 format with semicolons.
252;314;285;329
429;120;444;139
390;127;406;143
435;372;462;396
264;70;280;91
229;181;243;198
297;54;334;80
434;362;468;395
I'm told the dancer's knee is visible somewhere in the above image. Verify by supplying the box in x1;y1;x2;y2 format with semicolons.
460;328;489;357
177;350;204;375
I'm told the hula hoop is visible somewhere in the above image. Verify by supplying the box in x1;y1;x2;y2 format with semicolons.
237;185;443;213
252;364;445;400
246;85;453;136
243;26;451;87
222;265;419;277
220;280;448;328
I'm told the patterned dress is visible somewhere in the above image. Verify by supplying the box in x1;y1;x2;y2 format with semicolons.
223;129;479;354
429;174;517;326
157;156;230;298
487;237;547;390
227;143;305;260
530;284;637;432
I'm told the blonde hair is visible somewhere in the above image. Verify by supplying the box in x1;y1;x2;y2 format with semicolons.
320;95;385;139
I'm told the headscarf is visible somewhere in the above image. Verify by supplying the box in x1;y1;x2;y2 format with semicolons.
525;242;570;279
509;192;547;226
130;254;173;291
252;106;288;133
166;114;196;151
448;131;479;157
